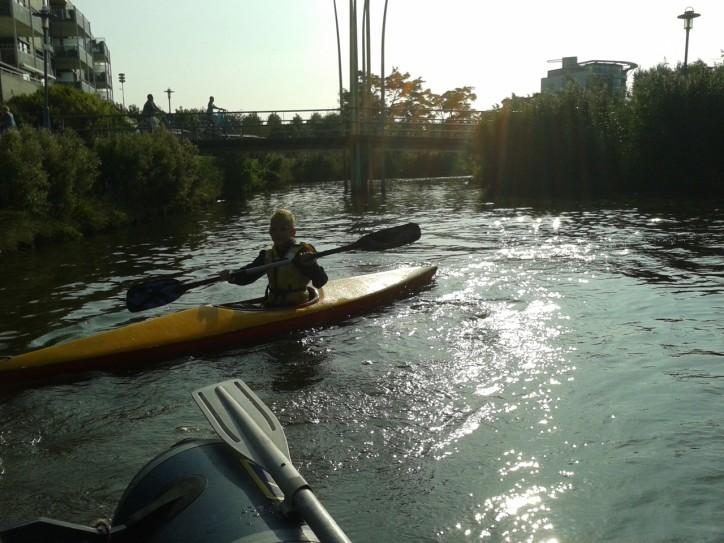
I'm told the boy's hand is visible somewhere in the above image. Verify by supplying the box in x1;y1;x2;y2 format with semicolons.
292;250;315;269
220;269;245;282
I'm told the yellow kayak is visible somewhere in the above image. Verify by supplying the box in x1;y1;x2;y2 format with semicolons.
1;266;437;382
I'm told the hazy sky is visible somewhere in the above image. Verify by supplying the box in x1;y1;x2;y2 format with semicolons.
71;0;723;113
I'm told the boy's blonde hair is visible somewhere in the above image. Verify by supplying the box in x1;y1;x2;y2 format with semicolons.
270;208;296;227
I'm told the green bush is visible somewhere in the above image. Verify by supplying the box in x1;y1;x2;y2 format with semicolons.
8;85;122;135
93;130;221;218
35;129;99;218
473;63;724;198
624;62;724;193
216;155;264;200
0;128;48;213
291;152;344;182
260;153;293;187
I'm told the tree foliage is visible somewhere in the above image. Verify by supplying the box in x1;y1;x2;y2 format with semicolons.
0;127;98;217
93;130;221;218
7;85;124;135
354;68;478;123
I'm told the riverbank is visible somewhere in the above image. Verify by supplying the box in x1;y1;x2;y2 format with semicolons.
0;126;468;253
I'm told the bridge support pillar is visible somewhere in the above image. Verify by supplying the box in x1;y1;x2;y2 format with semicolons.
350;136;368;191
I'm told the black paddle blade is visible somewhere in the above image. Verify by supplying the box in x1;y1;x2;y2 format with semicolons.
126;277;187;312
355;222;421;251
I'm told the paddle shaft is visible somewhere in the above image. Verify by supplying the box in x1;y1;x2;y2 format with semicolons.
216;387;352;543
126;223;420;312
178;243;355;293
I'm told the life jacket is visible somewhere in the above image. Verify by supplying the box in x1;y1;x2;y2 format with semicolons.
263;242;311;306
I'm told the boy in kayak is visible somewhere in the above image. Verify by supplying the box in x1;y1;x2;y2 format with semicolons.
221;209;327;306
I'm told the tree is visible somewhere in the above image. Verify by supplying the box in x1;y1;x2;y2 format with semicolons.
8;85;122;136
434;87;478;121
342;68;478;126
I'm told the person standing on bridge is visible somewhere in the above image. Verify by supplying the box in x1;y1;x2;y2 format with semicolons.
220;209;327;307
206;96;227;133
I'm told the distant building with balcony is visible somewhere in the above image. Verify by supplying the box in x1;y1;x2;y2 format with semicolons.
0;0;112;102
49;0;112;101
0;0;52;101
91;37;112;101
541;56;637;97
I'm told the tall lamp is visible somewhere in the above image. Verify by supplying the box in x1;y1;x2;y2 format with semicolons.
118;73;126;109
33;4;51;129
164;87;174;114
677;7;700;71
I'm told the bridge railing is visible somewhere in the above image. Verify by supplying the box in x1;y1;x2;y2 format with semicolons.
53;107;483;142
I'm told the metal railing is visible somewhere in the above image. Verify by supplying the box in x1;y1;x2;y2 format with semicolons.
55;108;481;144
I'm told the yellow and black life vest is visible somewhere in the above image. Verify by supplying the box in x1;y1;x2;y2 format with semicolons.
264;242;312;306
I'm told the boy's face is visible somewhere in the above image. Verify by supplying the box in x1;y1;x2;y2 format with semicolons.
269;219;295;247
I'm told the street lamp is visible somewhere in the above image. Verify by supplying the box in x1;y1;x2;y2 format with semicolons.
32;4;51;129
118;73;126;109
164;87;174;114
332;0;343;110
677;7;700;71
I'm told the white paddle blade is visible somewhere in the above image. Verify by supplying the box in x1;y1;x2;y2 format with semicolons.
193;379;291;462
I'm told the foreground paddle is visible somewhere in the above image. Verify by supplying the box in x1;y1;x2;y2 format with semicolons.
0;380;349;542
126;222;421;312
193;379;352;543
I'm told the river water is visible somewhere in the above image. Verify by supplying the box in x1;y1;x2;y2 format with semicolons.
1;178;723;542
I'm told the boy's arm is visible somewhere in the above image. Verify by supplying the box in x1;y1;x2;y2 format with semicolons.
293;244;328;288
224;250;267;285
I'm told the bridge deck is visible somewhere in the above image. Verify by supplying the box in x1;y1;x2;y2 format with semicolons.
192;133;472;152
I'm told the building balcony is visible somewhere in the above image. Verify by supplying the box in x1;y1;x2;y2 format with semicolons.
55;73;94;93
93;70;111;88
52;43;91;68
0;0;45;37
91;38;109;62
0;43;48;74
49;4;92;38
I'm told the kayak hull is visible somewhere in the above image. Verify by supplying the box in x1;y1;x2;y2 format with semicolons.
1;266;436;382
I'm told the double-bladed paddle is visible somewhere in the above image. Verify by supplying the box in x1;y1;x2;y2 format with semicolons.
125;222;421;312
193;379;352;543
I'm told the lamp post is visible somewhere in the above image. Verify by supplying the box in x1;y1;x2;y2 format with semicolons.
380;0;389;183
164;87;174;114
33;4;51;129
118;73;126;109
677;7;700;71
332;0;343;110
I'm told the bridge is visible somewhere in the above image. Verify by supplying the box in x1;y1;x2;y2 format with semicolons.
60;108;480;153
181;109;478;153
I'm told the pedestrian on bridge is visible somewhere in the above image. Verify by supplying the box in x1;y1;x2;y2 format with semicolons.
206;96;227;134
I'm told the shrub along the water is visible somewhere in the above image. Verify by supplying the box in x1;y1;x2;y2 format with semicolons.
93;130;221;219
0;127;222;251
473;62;724;199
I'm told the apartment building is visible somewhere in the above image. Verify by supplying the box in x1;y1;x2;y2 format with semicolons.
0;0;50;101
541;56;638;97
0;0;112;102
